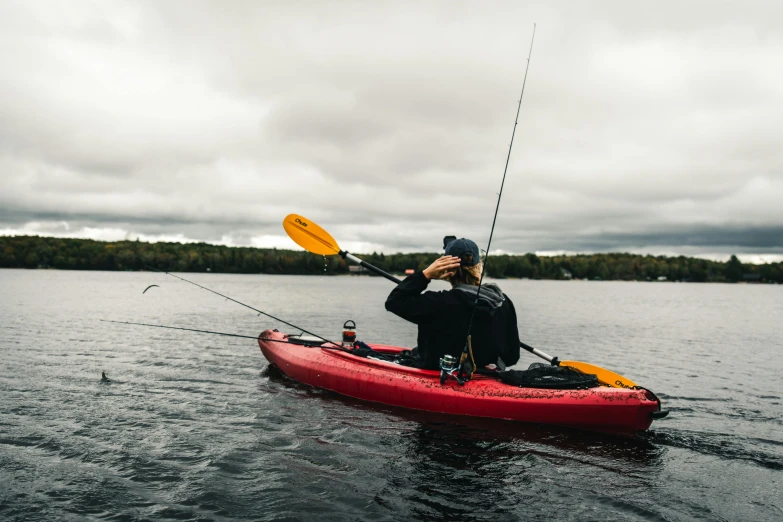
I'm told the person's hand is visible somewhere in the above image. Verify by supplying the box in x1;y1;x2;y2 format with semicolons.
422;256;461;280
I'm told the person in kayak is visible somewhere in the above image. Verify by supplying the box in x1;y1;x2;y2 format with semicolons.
385;238;521;370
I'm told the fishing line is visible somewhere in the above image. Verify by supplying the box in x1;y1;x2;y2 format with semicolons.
101;319;259;340
465;24;536;344
100;319;347;351
144;266;338;346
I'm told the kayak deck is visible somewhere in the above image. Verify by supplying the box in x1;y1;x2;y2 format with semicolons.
258;329;661;435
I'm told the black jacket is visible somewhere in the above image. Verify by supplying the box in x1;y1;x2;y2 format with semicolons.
385;272;521;370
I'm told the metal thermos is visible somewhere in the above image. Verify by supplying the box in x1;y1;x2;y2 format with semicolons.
342;320;357;348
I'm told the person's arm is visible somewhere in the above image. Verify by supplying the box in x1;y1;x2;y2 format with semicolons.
501;296;522;367
385;256;460;324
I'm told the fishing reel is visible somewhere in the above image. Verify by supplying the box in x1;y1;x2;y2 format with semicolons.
439;354;465;386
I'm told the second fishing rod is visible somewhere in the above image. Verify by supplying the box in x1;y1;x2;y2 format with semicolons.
127;267;343;348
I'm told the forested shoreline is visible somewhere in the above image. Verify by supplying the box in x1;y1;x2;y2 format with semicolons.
1;235;780;283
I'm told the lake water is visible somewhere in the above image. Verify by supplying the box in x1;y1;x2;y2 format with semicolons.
1;269;781;521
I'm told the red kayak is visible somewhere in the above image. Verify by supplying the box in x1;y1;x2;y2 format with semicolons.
258;329;663;435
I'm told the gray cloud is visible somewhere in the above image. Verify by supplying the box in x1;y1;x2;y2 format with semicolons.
0;0;781;258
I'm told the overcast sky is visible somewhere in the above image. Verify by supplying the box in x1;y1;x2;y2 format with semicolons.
1;1;781;261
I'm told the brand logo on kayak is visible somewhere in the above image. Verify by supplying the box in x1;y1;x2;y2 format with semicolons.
615;380;633;389
295;218;308;228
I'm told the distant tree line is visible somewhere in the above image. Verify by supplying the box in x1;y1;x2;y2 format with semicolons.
1;235;781;283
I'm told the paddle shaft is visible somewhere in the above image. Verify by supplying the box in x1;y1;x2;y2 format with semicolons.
341;253;561;364
342;251;402;284
520;341;558;364
282;215;638;386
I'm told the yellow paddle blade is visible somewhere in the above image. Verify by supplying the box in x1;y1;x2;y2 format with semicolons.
560;360;637;388
283;214;341;256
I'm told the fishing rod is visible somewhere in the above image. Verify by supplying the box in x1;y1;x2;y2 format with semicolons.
101;319;259;340
462;24;536;373
144;266;339;346
101;319;348;351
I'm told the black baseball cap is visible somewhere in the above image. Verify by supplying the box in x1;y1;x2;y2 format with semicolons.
444;238;481;266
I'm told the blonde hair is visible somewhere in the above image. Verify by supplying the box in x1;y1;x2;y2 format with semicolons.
448;260;483;287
